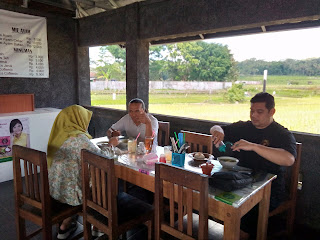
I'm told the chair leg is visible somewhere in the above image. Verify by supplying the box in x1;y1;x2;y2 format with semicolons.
84;222;93;240
287;206;296;236
43;220;53;240
16;217;26;240
146;220;152;240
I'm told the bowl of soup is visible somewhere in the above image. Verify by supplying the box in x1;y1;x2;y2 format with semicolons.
217;156;239;168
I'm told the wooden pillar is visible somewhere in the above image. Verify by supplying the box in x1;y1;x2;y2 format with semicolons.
125;3;150;110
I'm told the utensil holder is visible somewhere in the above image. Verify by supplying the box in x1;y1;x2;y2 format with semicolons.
172;153;185;167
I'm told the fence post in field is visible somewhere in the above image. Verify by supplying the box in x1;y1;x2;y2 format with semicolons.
263;70;268;92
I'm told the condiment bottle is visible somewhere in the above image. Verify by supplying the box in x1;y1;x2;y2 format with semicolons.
159;154;166;163
164;146;172;163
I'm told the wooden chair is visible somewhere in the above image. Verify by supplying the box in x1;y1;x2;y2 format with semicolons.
181;130;213;154
268;142;302;237
155;162;209;240
81;149;154;240
158;121;170;146
12;145;82;240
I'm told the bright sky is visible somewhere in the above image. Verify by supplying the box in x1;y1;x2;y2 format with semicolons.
90;27;320;63
205;27;320;62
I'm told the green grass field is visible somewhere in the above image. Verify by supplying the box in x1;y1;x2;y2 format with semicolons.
91;75;320;134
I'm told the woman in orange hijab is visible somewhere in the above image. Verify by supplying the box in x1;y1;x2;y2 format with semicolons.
47;105;118;239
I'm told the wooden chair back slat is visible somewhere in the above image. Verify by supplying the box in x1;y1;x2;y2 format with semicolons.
186;188;193;236
158;121;170;146
177;185;183;231
95;167;102;205
155;163;209;240
33;165;40;201
180;130;213;154
90;165;97;202
23;160;29;196
28;162;35;199
101;169;108;209
169;182;175;227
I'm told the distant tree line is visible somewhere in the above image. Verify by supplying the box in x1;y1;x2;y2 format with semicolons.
90;43;320;82
91;42;238;82
237;58;320;76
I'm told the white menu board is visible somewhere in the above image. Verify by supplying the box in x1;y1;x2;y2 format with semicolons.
0;9;49;78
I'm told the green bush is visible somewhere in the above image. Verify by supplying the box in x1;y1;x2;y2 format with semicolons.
226;83;245;103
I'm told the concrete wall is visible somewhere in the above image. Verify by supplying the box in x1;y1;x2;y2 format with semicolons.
90;80;232;91
84;105;320;231
0;3;90;109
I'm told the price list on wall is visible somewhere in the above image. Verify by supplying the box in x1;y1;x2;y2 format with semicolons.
0;9;49;78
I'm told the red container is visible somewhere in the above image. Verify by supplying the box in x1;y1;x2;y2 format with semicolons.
159;154;166;163
201;162;214;176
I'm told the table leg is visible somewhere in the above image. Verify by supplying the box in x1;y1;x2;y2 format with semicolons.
257;182;271;240
224;208;241;240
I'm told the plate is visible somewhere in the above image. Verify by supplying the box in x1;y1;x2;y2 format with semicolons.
190;152;213;161
97;139;128;151
217;156;239;168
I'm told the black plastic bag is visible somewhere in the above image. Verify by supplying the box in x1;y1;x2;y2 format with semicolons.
209;171;253;192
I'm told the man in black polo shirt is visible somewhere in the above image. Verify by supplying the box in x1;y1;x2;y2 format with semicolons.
210;92;297;239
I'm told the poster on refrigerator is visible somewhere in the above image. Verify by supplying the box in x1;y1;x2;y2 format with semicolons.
0;9;49;78
0;117;30;163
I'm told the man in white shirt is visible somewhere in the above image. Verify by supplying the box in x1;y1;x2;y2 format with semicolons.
107;98;158;147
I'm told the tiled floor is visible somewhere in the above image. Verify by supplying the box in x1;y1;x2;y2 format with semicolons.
1;179;319;240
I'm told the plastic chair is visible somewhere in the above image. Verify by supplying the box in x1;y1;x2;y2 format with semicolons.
269;142;302;237
12;145;82;240
181;130;213;154
158;121;170;146
155;162;209;240
81;149;154;240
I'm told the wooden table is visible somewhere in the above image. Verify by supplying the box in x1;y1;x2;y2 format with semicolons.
92;137;275;240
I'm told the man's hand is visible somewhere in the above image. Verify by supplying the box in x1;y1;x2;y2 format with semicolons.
231;139;256;152
107;128;121;138
108;137;119;147
111;130;121;137
210;125;225;146
137;110;151;125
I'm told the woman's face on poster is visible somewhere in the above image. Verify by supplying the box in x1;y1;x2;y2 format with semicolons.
13;123;23;136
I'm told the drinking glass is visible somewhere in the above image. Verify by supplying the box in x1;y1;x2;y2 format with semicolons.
144;136;154;153
128;138;137;153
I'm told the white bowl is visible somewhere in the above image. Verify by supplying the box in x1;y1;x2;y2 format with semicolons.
217;156;239;168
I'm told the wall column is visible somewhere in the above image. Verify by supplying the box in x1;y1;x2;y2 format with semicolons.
125;3;149;110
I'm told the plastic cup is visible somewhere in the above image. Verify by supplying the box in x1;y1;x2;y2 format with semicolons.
159;154;166;163
128;138;137;153
164;146;172;163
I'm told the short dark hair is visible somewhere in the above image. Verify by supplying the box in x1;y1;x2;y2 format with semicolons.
129;98;147;112
250;92;275;111
9;119;23;133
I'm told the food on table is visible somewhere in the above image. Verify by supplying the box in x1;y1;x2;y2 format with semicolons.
217;156;239;168
194;152;205;160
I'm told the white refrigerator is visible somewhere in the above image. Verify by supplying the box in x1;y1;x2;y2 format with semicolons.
0;108;60;183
